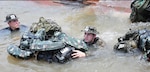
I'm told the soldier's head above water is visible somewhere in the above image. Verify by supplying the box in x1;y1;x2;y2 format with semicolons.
71;26;104;59
5;14;20;31
81;26;99;44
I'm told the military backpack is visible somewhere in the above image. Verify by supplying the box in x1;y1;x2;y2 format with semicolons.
130;0;150;22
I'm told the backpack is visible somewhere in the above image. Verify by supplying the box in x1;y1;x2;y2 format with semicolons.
130;0;150;22
30;17;61;34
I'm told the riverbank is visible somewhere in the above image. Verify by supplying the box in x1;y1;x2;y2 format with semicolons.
31;0;131;13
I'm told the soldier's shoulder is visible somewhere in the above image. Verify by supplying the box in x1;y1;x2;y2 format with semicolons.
0;27;10;31
0;27;11;36
96;37;105;47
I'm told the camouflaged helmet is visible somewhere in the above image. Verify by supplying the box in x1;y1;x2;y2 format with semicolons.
81;26;99;34
30;17;61;33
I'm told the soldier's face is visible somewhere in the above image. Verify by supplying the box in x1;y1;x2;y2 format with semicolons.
8;19;20;30
84;32;96;43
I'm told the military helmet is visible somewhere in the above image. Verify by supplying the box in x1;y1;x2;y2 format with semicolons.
81;26;99;34
5;14;18;22
30;17;61;33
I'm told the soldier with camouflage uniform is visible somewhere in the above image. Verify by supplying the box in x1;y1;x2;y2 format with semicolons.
7;17;88;63
72;26;105;58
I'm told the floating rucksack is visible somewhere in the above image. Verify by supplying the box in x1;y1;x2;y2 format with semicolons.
130;0;150;22
30;17;61;34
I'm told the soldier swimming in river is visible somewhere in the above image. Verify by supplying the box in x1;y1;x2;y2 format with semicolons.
7;17;105;63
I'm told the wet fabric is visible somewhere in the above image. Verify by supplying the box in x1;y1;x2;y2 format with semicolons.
83;37;105;56
114;29;150;61
30;17;61;33
7;28;88;63
84;37;104;49
130;0;150;22
0;25;28;37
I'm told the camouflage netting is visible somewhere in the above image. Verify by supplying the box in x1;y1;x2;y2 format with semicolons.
30;17;61;33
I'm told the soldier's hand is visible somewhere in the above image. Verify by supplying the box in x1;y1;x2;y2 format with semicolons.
71;50;86;58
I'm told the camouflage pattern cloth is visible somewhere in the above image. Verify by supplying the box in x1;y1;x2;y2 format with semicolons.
114;28;150;62
114;40;137;53
142;50;150;62
81;26;99;35
7;31;87;59
130;0;150;22
54;32;88;50
7;45;33;59
7;17;88;60
31;41;66;51
83;37;104;49
30;17;61;33
30;31;88;51
114;29;142;53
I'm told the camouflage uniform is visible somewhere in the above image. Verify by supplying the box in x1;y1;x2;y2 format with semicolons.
7;17;88;63
114;29;150;62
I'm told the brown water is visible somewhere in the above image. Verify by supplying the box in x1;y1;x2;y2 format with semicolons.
0;1;150;72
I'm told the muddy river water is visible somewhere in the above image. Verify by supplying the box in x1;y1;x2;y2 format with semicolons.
0;0;150;72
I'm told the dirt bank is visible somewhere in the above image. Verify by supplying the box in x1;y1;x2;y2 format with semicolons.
30;0;63;6
31;0;131;13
